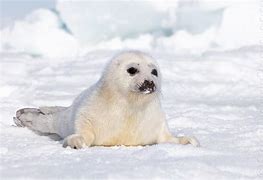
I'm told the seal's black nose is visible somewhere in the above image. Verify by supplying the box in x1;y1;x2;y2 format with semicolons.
139;80;156;93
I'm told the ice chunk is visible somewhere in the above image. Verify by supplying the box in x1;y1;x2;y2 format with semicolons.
0;9;82;58
215;3;260;50
56;0;179;44
156;27;217;55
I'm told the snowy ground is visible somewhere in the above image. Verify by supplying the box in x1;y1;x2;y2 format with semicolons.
0;48;262;179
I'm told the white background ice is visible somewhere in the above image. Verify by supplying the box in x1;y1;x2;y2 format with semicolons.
0;0;260;57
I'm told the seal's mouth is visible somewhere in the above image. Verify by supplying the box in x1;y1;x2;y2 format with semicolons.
138;80;156;94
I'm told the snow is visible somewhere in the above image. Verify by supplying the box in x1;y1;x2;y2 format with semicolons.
0;47;262;179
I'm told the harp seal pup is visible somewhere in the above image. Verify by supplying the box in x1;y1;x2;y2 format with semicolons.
14;51;200;149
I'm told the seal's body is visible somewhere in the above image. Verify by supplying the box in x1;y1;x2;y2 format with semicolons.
14;51;199;149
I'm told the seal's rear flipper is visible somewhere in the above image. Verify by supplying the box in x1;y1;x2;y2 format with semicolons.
13;107;61;134
14;108;44;128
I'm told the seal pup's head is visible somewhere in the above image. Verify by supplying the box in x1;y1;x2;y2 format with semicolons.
101;51;161;100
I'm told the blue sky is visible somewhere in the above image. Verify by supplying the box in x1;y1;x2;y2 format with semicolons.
0;0;56;28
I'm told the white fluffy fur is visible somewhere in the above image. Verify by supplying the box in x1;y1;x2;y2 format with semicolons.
15;51;200;149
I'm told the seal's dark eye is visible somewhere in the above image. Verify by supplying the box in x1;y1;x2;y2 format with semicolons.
151;69;158;77
127;67;138;76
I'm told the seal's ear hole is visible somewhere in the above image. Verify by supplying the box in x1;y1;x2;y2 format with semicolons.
127;67;139;76
151;69;158;77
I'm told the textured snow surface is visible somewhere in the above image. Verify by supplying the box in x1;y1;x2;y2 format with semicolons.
0;48;262;179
